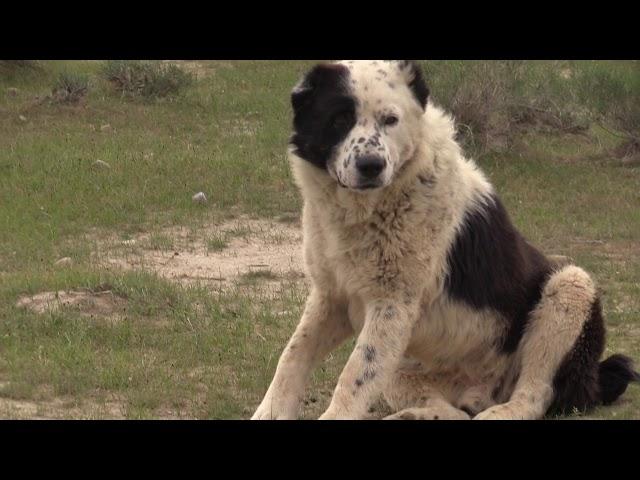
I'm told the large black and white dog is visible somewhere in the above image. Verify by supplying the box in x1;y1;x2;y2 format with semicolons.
252;60;639;419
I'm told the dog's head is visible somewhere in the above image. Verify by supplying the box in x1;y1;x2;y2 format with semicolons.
290;60;429;191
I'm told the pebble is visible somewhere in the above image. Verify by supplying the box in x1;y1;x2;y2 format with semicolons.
93;160;111;169
192;192;207;204
54;257;73;267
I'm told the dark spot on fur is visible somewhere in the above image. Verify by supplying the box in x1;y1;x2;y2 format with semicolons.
363;344;376;362
355;366;377;387
433;415;439;420
418;174;435;187
399;412;415;420
383;306;397;320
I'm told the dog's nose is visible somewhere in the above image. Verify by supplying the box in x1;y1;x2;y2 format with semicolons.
355;155;386;179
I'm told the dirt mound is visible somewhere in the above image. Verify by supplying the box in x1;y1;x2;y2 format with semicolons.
16;289;128;319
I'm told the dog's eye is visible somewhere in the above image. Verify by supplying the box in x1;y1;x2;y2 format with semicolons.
383;115;399;127
332;111;353;130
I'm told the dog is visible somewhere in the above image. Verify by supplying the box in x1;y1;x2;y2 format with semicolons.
252;60;639;420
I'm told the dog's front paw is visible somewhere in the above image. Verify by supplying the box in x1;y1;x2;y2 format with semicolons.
318;406;355;420
384;406;471;421
251;396;297;420
473;402;527;420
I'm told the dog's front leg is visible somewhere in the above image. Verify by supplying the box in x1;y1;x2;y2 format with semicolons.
252;288;352;420
320;299;417;420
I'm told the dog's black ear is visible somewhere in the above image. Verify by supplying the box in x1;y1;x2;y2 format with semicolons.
398;60;429;110
291;63;349;113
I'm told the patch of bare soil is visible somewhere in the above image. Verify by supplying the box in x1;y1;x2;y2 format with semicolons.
16;289;128;319
0;384;125;419
98;217;306;291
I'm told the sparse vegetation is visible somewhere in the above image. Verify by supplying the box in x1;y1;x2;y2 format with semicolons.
238;269;279;285
145;233;174;251
421;60;638;155
100;60;194;99
206;234;229;252
49;72;89;104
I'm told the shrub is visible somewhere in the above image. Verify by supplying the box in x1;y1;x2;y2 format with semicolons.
49;72;89;104
101;60;193;99
420;61;606;155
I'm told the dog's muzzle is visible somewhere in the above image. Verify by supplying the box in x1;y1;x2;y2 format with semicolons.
355;155;386;188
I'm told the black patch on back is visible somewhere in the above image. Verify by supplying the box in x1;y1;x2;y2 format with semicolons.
444;194;552;353
547;298;606;415
290;64;356;170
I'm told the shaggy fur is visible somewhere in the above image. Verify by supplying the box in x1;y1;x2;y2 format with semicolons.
252;60;639;420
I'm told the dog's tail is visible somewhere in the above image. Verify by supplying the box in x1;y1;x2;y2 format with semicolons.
598;354;640;405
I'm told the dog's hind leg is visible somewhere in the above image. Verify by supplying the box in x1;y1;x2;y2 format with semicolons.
382;368;471;420
475;265;601;420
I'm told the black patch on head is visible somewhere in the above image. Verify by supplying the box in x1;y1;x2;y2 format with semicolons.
399;60;429;110
290;64;356;170
444;194;552;353
548;298;606;415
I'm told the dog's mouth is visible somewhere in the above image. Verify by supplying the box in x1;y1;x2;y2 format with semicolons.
354;182;382;190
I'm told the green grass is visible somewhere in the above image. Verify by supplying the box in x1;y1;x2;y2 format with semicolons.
0;60;638;419
206;234;229;252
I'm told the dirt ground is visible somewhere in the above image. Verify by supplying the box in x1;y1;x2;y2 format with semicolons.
98;217;305;289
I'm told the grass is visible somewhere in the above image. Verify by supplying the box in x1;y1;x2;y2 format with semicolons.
0;60;638;419
206;234;229;252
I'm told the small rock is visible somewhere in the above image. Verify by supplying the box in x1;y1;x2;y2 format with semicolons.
18;114;27;122
54;257;73;267
7;87;18;97
100;124;112;132
192;192;207;204
93;160;111;169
